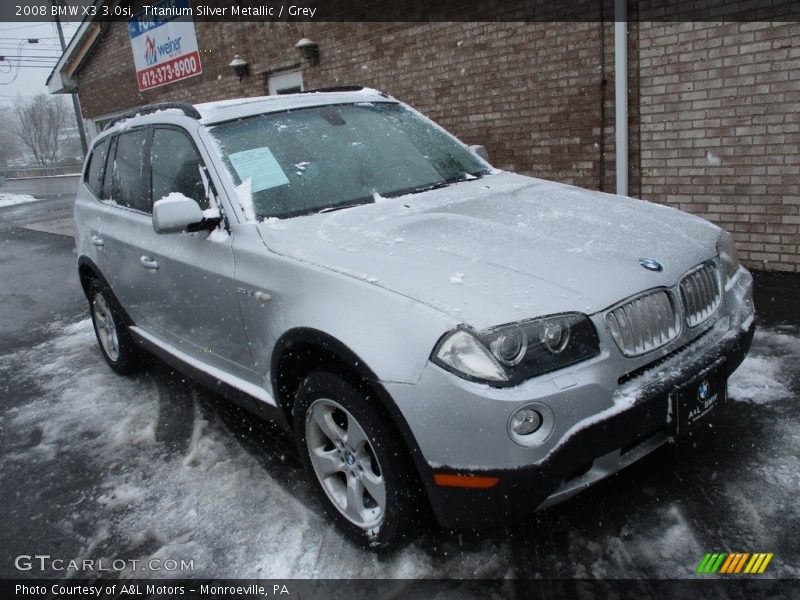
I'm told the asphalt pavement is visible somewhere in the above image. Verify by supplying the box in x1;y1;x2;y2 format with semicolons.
0;196;798;584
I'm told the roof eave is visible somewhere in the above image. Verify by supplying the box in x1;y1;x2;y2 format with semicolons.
46;1;107;94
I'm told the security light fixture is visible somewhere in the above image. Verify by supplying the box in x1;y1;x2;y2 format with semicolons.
229;55;249;81
295;38;319;63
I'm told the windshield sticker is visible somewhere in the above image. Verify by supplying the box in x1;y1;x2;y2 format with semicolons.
228;146;289;192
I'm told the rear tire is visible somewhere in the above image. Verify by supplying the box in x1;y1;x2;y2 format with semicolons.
88;280;142;375
294;370;421;550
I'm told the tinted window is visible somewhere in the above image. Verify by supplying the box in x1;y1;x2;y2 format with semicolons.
150;128;208;209
110;129;151;212
84;138;109;198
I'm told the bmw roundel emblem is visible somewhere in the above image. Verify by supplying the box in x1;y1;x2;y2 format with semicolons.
698;380;711;401
640;258;664;272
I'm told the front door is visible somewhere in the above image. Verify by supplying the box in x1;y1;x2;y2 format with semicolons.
102;125;257;384
141;126;257;382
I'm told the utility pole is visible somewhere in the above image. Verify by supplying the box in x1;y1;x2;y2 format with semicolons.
52;1;88;156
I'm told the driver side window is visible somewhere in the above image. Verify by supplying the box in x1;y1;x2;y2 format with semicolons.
151;128;209;210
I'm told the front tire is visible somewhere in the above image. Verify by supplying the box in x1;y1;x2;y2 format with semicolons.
294;370;421;550
88;280;142;375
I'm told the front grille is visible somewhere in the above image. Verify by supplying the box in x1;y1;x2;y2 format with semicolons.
680;261;721;328
605;290;680;357
617;326;713;385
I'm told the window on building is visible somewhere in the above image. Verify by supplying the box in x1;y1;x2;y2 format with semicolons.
150;128;208;209
267;69;303;95
84;137;109;198
110;129;151;213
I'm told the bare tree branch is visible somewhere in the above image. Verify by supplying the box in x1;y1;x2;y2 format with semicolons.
0;107;20;167
12;94;70;166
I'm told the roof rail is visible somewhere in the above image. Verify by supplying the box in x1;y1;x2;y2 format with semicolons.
300;86;392;99
103;102;201;130
300;86;365;94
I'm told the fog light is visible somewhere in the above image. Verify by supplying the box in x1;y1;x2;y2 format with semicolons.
510;407;542;436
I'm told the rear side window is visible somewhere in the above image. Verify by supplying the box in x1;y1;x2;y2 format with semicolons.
84;138;109;198
110;129;151;213
151;128;208;209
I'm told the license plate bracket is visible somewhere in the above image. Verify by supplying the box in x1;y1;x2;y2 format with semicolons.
670;360;727;436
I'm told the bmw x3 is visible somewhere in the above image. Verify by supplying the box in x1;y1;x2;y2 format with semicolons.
74;88;755;549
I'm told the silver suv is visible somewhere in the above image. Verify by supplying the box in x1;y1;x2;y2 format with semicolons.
75;88;755;549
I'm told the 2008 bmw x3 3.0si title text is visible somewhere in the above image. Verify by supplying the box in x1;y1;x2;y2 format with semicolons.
73;88;754;549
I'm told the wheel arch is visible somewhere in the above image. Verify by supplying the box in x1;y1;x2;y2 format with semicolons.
77;256;134;326
270;327;435;493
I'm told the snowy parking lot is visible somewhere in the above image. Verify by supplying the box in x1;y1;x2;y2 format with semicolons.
1;206;799;582
2;305;799;579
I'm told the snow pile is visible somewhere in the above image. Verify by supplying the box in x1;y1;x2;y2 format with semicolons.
728;355;791;404
207;228;229;243
567;504;703;579
262;216;287;230
0;193;40;208
156;192;193;205
0;319;435;578
234;178;256;222
1;321;797;579
729;328;800;404
449;272;465;284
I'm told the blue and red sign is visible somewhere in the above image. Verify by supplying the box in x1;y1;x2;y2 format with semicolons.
128;0;202;92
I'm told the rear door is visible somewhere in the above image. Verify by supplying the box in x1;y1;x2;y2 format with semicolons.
94;127;158;328
77;135;112;273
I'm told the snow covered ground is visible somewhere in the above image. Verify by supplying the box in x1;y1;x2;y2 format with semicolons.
1;320;798;579
0;193;40;208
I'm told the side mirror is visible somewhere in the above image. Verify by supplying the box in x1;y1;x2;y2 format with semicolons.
152;194;204;234
468;144;489;162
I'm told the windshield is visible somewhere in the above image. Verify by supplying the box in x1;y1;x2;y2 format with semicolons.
208;102;490;219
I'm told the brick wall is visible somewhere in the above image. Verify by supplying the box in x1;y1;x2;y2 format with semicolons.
303;22;616;191
72;13;799;272
638;21;800;272
77;21;612;191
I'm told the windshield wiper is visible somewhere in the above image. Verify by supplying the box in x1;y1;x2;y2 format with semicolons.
317;197;375;214
383;180;452;198
383;173;485;199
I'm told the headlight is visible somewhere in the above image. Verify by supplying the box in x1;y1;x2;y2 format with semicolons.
717;230;740;284
432;313;601;386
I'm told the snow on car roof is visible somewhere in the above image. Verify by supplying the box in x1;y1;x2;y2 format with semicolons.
194;87;396;125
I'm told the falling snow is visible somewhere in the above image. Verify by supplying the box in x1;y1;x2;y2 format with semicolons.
1;319;797;578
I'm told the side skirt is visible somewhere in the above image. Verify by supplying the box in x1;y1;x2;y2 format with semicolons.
129;325;288;428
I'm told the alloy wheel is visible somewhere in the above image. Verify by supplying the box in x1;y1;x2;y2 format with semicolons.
305;398;386;529
92;293;120;362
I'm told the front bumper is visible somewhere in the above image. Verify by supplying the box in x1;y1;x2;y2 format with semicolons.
420;322;754;528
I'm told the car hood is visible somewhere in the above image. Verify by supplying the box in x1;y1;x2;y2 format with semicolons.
257;172;720;329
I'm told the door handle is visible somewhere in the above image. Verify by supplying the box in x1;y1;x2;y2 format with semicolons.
91;235;104;247
139;255;159;270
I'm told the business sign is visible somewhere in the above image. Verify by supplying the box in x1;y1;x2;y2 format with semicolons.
128;0;202;92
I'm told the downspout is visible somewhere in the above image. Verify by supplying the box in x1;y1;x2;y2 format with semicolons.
614;0;628;196
599;15;606;192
